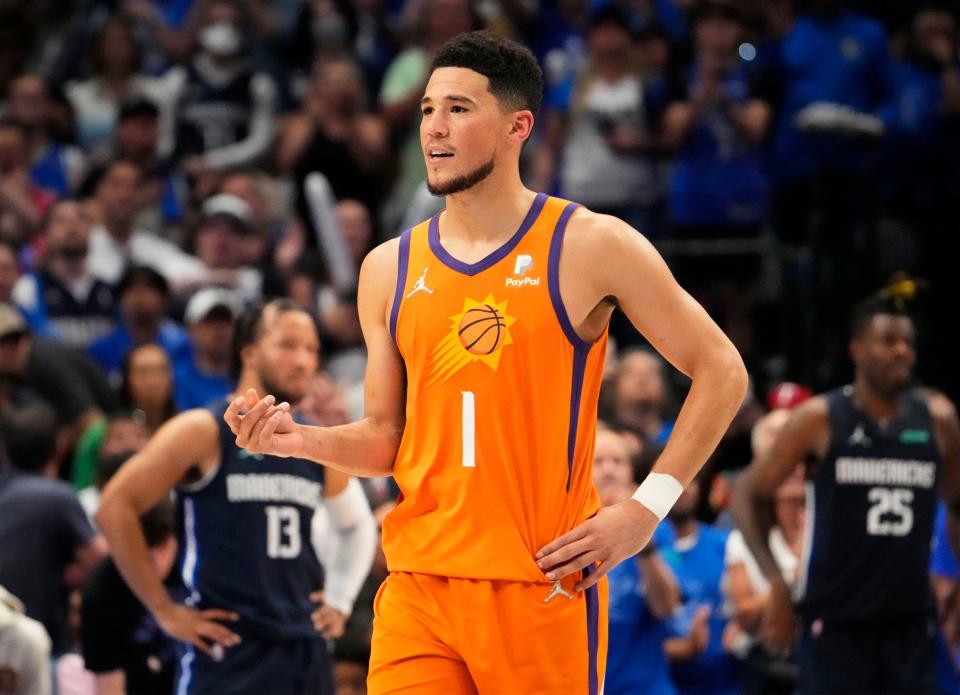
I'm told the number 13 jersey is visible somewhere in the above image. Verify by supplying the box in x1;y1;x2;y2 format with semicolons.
384;193;607;582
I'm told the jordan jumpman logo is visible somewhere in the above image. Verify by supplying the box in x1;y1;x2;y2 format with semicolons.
406;267;434;297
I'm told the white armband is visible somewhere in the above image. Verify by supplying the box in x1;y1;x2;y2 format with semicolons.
319;478;377;616
632;473;684;520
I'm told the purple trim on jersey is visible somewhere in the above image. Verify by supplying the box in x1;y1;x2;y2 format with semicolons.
389;228;412;343
548;201;590;490
566;345;588;491
547;202;589;351
428;192;548;276
584;564;600;695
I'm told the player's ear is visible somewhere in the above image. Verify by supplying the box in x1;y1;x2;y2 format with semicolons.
506;110;534;145
849;336;862;364
241;343;257;371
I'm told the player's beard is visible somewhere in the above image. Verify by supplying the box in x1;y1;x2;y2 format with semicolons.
427;155;495;196
259;369;306;408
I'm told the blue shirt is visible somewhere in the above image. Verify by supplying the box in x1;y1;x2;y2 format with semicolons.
88;320;193;378
665;523;740;695
931;503;960;580
174;359;232;412
606;522;678;695
882;59;960;209
931;504;960;693
668;62;768;227
30;142;72;197
765;12;893;181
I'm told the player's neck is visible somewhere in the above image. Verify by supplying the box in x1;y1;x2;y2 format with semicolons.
233;373;266;401
442;173;536;245
852;377;901;421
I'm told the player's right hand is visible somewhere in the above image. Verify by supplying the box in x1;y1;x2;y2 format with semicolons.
225;389;305;458
760;581;796;656
154;603;240;658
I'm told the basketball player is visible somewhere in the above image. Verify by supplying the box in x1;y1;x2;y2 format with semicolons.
732;295;960;694
227;32;748;694
96;299;377;694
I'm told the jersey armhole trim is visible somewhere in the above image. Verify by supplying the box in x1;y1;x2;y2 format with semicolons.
547;202;590;352
389;227;413;343
177;456;221;494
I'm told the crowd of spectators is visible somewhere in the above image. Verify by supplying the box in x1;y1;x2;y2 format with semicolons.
1;0;960;693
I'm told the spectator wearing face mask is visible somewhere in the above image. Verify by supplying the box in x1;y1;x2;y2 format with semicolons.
156;0;279;179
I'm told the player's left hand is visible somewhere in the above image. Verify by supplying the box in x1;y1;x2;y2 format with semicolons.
310;591;347;639
535;499;658;591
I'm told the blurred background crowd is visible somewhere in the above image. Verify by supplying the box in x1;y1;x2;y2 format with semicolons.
1;0;959;693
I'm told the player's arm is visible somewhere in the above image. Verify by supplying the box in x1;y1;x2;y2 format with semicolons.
731;398;826;589
588;214;749;486
96;410;240;655
537;212;748;589
311;469;377;638
931;393;960;567
730;397;828;654
225;239;406;477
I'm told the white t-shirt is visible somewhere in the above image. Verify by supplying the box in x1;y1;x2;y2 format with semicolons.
724;527;799;598
560;75;659;209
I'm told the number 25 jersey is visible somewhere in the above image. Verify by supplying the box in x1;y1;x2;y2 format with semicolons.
384;193;607;582
798;386;941;622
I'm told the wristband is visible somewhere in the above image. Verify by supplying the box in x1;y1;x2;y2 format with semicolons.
632;472;684;520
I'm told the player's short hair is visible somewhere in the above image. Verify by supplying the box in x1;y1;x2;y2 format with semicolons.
230;298;320;380
0;402;59;472
431;31;543;115
849;295;913;339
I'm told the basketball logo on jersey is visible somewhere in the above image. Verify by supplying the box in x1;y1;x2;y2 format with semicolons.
427;294;517;385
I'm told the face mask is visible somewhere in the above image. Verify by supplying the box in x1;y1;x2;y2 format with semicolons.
312;14;348;48
200;22;242;57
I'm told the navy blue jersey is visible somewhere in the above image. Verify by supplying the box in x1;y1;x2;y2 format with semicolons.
176;399;325;640
798;386;940;622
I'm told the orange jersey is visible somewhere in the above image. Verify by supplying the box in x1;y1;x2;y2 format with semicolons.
383;193;607;582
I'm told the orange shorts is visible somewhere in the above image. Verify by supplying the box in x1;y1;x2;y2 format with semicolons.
367;569;608;695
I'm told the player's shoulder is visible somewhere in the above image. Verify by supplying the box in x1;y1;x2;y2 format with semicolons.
158;407;222;447
562;205;654;257
915;387;959;422
782;394;831;437
359;237;401;297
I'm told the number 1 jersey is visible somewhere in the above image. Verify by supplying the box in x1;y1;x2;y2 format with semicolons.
384;193;607;582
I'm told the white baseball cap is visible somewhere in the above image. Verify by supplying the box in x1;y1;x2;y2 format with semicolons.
184;288;243;325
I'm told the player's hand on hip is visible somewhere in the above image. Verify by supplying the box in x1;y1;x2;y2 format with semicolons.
310;591;347;639
536;498;658;592
760;581;796;656
154;603;240;658
225;389;305;458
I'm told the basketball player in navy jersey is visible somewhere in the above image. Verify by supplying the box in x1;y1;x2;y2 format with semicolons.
97;299;377;694
733;295;960;694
